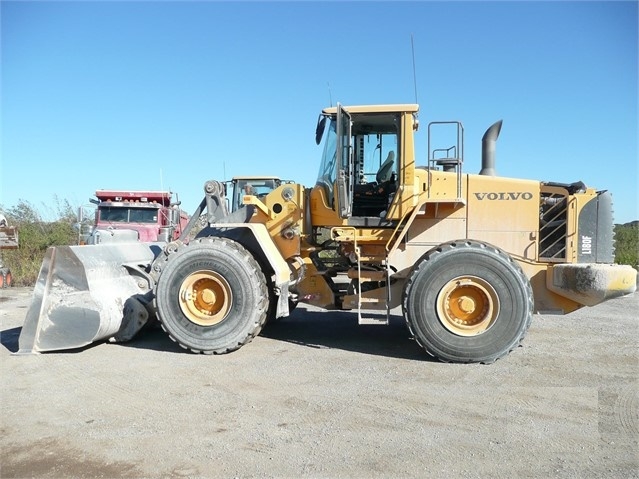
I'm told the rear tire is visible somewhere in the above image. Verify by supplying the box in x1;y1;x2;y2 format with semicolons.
154;237;268;354
402;240;533;363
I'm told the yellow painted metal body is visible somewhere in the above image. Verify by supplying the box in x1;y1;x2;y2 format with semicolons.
244;182;305;264
252;104;636;315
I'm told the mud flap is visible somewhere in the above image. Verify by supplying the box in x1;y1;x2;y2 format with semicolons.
18;243;161;353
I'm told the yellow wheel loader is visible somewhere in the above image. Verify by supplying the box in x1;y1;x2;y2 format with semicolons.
18;104;637;363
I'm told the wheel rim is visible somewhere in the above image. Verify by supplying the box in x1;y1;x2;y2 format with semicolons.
179;270;233;326
436;275;500;336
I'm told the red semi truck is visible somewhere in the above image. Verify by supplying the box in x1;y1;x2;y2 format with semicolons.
88;190;189;244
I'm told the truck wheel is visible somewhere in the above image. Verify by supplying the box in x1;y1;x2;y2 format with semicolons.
154;237;268;354
402;240;533;363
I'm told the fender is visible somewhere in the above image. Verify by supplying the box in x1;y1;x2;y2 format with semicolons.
199;223;292;318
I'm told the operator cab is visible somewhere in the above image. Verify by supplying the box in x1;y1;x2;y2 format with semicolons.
315;104;402;220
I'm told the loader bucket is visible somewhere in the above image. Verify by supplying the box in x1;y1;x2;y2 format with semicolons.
18;243;160;353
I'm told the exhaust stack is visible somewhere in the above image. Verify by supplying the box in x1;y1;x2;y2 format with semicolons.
479;120;503;176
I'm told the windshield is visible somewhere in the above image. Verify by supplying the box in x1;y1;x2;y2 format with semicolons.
231;178;281;212
99;206;158;224
315;116;337;204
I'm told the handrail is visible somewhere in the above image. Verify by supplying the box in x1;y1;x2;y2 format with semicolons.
385;194;429;258
427;121;464;199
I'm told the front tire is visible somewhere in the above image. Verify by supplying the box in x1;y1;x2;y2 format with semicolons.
402;240;533;363
154;237;268;354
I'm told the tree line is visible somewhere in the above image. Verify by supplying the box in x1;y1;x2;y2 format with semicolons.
0;198;91;285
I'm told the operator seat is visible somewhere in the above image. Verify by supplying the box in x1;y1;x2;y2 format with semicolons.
354;151;395;195
376;151;395;183
353;151;397;216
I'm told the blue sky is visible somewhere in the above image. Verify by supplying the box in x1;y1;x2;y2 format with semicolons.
1;1;637;223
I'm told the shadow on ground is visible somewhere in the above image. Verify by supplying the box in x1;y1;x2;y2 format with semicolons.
260;308;430;362
2;307;431;361
1;326;20;353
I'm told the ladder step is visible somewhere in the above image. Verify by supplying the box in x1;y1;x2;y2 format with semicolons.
359;297;382;303
358;315;389;325
347;269;386;281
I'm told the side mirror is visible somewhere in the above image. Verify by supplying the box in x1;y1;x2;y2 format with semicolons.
315;115;327;145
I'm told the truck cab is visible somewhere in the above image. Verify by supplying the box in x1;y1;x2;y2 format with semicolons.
89;190;188;244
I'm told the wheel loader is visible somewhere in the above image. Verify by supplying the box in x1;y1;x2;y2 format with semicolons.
18;103;637;363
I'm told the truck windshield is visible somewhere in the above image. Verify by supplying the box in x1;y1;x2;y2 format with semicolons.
100;206;158;224
315;117;337;203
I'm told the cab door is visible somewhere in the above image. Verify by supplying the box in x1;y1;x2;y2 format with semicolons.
336;103;353;218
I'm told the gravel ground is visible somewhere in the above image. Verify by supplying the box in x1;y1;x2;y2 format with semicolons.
1;286;637;479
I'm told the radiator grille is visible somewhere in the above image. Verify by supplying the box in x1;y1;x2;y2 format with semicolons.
539;192;568;260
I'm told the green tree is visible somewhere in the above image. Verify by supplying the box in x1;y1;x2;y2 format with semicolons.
1;199;78;286
614;223;639;269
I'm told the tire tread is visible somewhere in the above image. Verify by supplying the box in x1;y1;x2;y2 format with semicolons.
154;237;269;355
402;240;534;364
